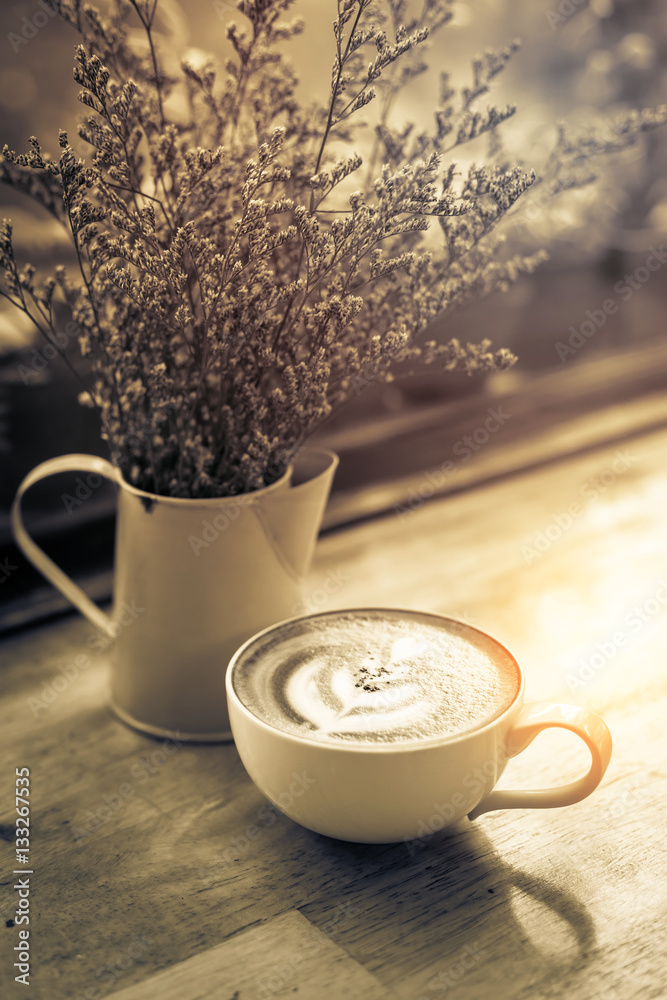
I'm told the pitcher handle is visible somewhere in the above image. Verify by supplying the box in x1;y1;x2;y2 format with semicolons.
11;454;119;637
469;702;612;818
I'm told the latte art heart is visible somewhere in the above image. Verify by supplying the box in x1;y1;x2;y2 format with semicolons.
284;655;424;736
232;611;519;745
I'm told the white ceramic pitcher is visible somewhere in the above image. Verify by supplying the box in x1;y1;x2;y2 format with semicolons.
11;448;338;741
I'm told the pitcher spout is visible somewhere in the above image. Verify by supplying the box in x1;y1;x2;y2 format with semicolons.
255;448;339;580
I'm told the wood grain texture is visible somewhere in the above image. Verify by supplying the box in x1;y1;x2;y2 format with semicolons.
108;911;390;1000
2;424;667;999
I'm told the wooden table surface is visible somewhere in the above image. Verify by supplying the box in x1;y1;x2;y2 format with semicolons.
2;424;667;1000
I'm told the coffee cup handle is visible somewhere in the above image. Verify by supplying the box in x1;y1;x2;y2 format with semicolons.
11;454;119;638
468;702;612;819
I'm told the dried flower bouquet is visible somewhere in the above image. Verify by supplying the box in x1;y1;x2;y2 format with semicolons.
1;0;664;497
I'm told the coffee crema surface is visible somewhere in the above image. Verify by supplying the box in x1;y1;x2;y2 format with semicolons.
232;610;520;745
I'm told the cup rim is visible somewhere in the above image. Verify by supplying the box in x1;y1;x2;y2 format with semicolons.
225;607;525;753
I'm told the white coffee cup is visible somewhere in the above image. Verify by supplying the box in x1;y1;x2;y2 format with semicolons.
226;609;612;844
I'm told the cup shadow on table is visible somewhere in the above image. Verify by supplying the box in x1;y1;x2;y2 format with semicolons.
299;819;597;995
165;746;597;996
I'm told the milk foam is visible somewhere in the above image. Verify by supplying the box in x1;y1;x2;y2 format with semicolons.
232;611;519;745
